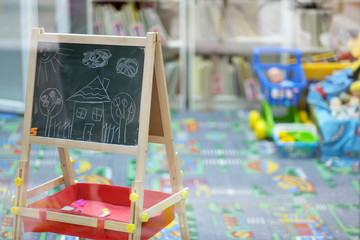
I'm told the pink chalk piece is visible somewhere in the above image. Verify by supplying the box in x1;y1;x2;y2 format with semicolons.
77;199;87;207
70;199;87;208
70;203;77;209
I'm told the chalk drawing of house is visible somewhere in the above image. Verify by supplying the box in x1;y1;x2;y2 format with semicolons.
67;76;110;142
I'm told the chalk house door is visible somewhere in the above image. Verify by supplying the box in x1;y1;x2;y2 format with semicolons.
82;123;94;141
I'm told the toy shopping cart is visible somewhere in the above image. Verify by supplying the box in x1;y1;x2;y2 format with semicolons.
253;47;307;106
249;47;309;139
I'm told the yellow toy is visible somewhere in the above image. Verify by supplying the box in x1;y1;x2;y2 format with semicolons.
350;80;360;94
350;58;360;95
348;33;360;58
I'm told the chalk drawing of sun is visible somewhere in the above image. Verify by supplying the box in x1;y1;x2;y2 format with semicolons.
37;42;75;84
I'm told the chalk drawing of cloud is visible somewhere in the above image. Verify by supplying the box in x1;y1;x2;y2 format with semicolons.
82;49;112;68
116;58;139;78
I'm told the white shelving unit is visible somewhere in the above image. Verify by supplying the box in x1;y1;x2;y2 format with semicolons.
85;0;187;110
194;37;284;55
186;0;351;111
187;0;292;111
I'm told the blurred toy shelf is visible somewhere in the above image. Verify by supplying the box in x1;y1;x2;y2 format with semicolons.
187;0;359;110
86;0;187;110
300;47;335;54
163;39;182;48
192;95;240;111
194;37;283;55
187;0;291;110
169;95;186;110
192;95;260;111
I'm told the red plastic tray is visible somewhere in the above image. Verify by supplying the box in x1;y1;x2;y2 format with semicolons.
23;183;174;240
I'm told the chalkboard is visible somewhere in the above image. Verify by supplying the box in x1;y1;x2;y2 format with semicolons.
31;41;145;146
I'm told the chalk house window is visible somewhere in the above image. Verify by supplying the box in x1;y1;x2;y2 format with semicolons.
76;107;87;119
92;107;103;122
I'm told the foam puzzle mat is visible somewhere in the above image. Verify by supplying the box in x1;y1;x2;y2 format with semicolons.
0;111;359;239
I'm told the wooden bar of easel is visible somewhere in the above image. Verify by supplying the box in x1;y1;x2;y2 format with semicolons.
12;28;189;240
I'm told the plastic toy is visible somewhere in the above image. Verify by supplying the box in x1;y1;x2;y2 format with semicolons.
100;208;110;217
339;92;351;104
348;32;360;58
347;96;360;118
278;130;318;144
350;59;360;96
267;67;284;84
307;59;360;162
302;62;351;82
273;124;319;158
249;47;308;139
330;97;347;119
350;80;360;94
70;199;87;208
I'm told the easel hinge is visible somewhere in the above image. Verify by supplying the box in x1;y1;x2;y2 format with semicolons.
155;33;161;43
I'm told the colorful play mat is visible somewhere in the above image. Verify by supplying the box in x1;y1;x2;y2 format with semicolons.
0;111;359;239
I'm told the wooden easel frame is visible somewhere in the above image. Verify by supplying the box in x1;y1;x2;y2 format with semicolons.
12;28;189;240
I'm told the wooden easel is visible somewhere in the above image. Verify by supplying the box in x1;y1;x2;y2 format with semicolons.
12;28;189;240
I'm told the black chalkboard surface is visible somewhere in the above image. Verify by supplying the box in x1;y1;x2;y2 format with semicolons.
31;41;145;146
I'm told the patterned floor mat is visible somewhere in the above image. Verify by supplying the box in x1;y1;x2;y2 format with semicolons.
0;111;359;240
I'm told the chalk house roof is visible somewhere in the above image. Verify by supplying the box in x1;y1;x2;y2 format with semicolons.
67;76;111;103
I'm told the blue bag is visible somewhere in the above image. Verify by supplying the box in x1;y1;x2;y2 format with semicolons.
306;68;360;162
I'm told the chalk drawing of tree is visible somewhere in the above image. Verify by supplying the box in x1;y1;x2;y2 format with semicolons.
39;88;63;137
111;92;136;144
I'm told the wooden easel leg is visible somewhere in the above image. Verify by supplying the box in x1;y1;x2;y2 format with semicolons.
177;201;189;239
166;150;190;240
12;158;31;240
128;33;158;240
12;191;23;240
174;154;189;239
128;181;144;240
152;35;190;239
58;147;75;187
12;216;22;240
12;147;75;240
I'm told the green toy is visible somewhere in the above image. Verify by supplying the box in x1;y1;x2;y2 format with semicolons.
249;47;310;140
249;100;307;139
